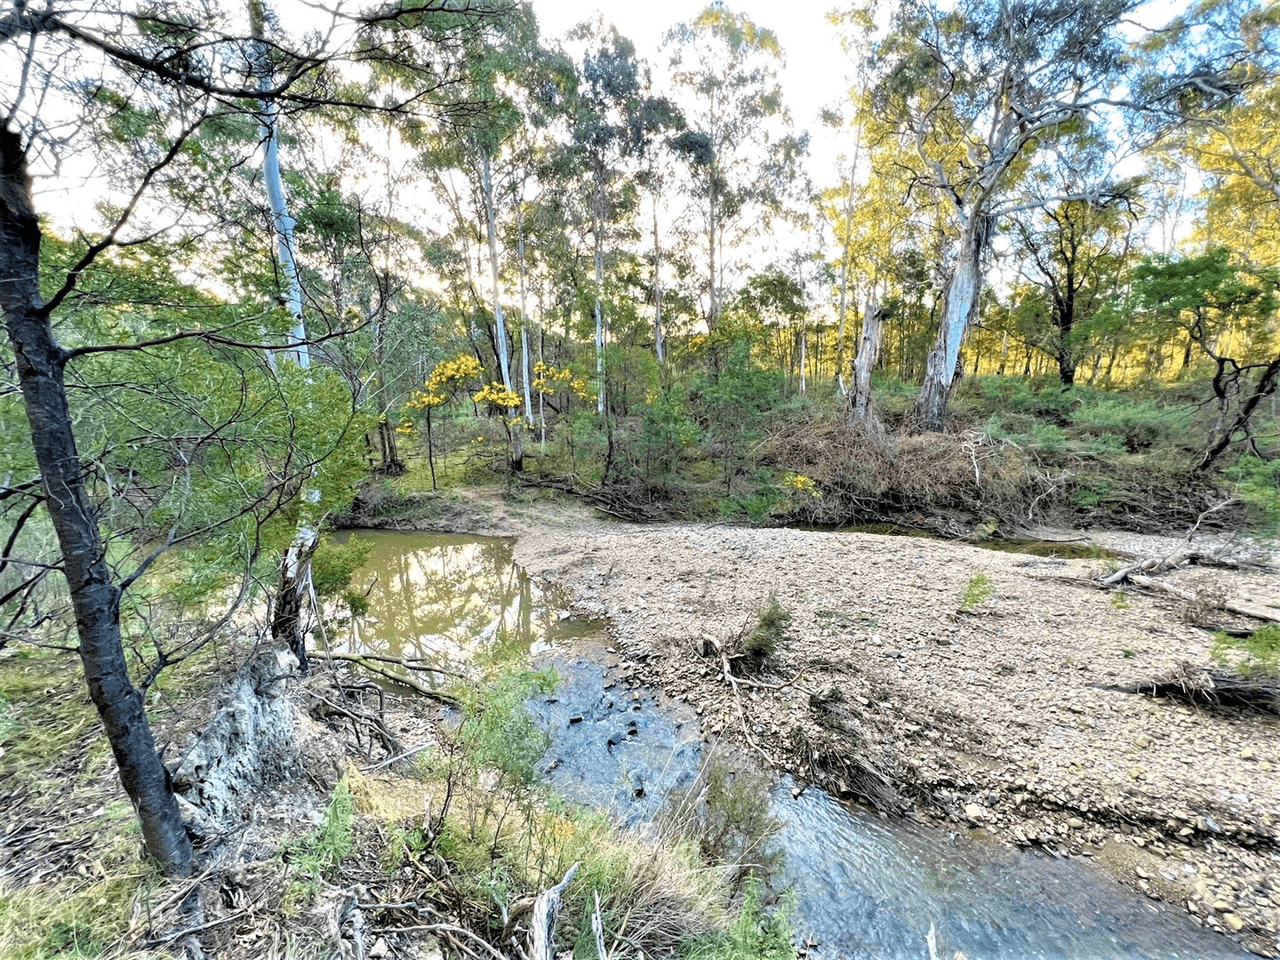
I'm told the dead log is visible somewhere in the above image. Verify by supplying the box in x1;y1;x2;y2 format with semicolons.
1099;543;1263;586
528;862;577;960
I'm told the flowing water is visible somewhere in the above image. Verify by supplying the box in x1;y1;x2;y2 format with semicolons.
342;530;1250;960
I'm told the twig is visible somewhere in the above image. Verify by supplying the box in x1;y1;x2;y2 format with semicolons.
714;640;782;767
369;923;506;960
359;741;435;773
154;908;252;945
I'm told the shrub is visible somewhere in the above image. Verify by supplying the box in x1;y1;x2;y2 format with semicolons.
682;880;796;960
746;594;792;660
1069;397;1168;449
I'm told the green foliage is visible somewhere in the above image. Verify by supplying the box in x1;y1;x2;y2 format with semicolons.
959;572;994;612
1069;397;1168;450
293;779;355;882
1212;625;1280;678
456;669;556;785
660;754;784;890
691;334;783;494
682;881;795;960
1228;455;1280;537
746;594;792;660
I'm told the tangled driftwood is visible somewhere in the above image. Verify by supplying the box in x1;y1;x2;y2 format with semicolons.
1103;661;1280;715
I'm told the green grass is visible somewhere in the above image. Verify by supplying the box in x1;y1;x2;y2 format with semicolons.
959;572;994;612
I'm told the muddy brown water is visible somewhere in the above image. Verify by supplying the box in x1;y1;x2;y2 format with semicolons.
341;529;1250;960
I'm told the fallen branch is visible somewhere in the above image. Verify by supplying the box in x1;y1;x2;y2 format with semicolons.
1127;574;1280;625
713;638;783;767
528;862;578;960
1101;543;1264;586
359;741;435;773
322;654;460;705
324;649;473;679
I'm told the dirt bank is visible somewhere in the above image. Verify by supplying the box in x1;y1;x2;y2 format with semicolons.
508;517;1280;957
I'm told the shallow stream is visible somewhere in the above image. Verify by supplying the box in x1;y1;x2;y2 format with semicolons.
342;529;1250;960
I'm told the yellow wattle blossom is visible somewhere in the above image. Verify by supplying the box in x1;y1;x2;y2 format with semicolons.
532;361;592;401
405;354;483;412
472;382;522;409
783;472;822;499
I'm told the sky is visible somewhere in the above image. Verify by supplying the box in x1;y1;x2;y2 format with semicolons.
531;0;854;180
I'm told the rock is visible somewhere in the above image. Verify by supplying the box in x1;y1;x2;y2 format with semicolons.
965;802;987;821
369;938;389;958
1223;914;1246;932
1240;747;1256;760
1067;818;1085;829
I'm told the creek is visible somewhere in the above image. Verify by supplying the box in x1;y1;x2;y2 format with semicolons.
340;529;1251;960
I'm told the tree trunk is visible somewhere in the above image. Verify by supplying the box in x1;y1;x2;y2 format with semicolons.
254;16;319;670
798;327;807;396
0;125;193;877
516;202;534;428
707;165;719;330
652;193;665;364
913;214;989;431
592;195;606;416
849;296;883;432
481;149;513;393
834;173;856;396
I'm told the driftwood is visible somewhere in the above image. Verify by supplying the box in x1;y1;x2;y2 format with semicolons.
699;633;905;814
1099;545;1260;586
1087;545;1280;624
527;862;578;960
1123;574;1280;625
1103;661;1280;715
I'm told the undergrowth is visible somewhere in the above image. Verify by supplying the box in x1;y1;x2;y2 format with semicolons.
1213;624;1280;678
389;375;1261;538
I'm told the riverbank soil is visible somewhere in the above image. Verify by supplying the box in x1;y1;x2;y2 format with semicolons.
510;517;1280;957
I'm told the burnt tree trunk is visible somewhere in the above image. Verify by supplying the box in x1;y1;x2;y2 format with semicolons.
0;126;193;876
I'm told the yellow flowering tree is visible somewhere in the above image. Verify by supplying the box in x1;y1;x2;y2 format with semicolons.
404;354;483;488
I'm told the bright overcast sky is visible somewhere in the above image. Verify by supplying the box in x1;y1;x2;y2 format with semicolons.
532;0;853;179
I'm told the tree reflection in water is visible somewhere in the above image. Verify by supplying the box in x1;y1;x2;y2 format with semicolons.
333;531;592;672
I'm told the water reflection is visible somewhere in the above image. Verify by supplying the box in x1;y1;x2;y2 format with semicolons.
335;530;595;666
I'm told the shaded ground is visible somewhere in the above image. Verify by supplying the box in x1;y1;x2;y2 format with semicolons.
501;511;1280;958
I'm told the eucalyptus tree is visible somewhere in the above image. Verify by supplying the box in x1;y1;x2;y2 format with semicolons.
1006;136;1142;385
864;0;1134;429
409;4;568;469
564;19;682;413
665;5;809;331
1128;249;1279;467
818;108;927;430
0;0;509;876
